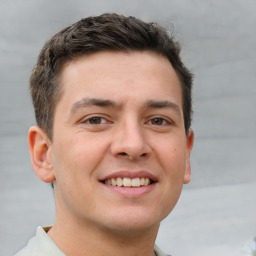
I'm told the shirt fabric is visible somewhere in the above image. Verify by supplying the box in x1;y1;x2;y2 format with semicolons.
240;236;256;256
253;236;256;256
15;226;171;256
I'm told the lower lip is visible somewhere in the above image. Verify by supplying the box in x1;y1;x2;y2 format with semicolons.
101;183;156;198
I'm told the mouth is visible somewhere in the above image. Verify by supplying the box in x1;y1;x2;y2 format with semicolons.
99;171;158;197
102;177;154;187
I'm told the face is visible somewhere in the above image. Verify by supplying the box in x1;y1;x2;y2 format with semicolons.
45;51;193;233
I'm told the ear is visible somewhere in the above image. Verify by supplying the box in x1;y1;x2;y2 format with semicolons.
183;129;194;184
28;126;55;183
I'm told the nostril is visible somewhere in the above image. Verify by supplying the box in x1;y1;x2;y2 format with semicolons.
117;152;148;158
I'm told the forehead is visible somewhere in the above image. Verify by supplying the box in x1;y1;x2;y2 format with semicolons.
57;50;182;109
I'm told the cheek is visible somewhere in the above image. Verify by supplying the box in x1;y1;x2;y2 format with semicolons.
53;134;109;179
158;140;187;211
157;137;187;169
74;135;109;168
52;136;102;212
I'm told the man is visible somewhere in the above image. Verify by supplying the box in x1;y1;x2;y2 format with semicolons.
16;13;194;256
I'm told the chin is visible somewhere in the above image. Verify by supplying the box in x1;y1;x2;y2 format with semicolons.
101;210;162;233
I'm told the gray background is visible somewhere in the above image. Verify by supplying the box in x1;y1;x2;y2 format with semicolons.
1;0;255;255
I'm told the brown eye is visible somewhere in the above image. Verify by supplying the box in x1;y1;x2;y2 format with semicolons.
89;117;103;124
151;118;165;125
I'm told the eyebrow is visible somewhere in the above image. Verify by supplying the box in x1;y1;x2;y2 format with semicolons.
70;97;118;113
70;97;181;114
144;100;181;113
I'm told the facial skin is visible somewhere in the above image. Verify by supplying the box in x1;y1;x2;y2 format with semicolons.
29;51;193;255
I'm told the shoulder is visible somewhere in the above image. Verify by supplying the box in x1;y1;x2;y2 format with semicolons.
15;235;39;256
240;236;256;256
154;244;172;256
15;226;65;256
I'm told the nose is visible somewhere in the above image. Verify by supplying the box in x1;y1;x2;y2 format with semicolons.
110;119;151;160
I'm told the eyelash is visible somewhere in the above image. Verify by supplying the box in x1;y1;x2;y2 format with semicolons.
83;116;109;125
80;115;173;127
147;117;170;126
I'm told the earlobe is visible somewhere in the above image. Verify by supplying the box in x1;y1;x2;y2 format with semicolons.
183;129;194;184
28;126;55;183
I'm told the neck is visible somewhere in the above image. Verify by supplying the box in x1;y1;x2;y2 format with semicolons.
49;187;160;256
48;218;159;256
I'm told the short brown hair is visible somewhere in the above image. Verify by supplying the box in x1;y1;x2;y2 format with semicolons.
30;13;193;140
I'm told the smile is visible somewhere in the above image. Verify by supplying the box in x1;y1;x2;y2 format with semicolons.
104;177;152;187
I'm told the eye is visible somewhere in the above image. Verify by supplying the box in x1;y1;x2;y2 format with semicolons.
78;114;113;131
88;117;105;124
82;116;109;125
149;117;169;126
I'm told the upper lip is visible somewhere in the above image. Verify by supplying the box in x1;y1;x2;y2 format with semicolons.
100;170;158;182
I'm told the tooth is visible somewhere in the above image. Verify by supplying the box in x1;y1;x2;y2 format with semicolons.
123;177;132;187
132;177;140;187
117;177;123;187
111;178;117;186
105;177;152;187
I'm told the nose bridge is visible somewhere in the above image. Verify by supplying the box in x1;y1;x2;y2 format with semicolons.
111;115;150;159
